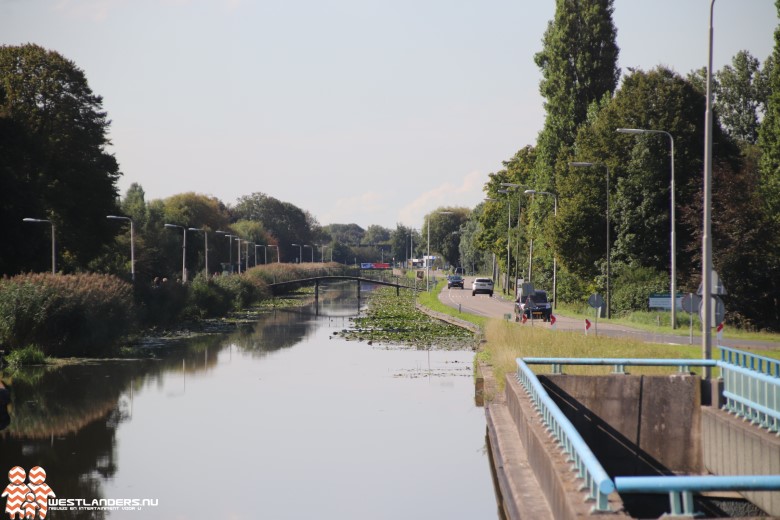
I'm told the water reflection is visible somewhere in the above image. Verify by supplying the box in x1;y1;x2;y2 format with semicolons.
0;289;494;519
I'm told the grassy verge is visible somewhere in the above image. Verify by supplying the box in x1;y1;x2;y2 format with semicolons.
482;319;780;392
553;303;780;343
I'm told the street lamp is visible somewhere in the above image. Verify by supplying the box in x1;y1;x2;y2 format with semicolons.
188;228;209;278
23;218;56;274
216;231;234;273
617;127;677;328
244;241;252;271
303;244;313;263
164;224;188;282
524;190;558;309
701;0;717;375
268;244;280;263
235;238;243;274
570;161;611;319
497;190;514;293
256;244;266;265
107;216;135;282
291;243;302;263
427;211;453;292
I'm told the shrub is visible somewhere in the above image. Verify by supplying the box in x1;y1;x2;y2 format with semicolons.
0;273;135;356
133;278;189;327
5;345;47;367
610;265;668;317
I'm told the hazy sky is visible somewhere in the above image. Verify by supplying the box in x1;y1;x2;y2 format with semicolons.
1;1;776;230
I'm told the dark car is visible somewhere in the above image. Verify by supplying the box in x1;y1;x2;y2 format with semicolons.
516;290;552;322
447;274;464;289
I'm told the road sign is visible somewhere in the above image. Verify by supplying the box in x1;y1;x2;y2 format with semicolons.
681;293;701;313
588;293;604;309
697;270;727;295
699;296;726;326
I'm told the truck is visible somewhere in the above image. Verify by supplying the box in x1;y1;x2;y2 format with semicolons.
515;283;552;322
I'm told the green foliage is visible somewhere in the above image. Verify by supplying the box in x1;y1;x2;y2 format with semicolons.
5;345;47;367
0;273;134;356
0;44;120;274
715;50;769;145
609;264;667;317
758;5;780;227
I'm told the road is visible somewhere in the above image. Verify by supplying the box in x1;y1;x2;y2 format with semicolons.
437;276;780;351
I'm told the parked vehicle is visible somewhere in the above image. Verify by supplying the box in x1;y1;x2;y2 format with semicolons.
472;278;494;297
447;274;464;289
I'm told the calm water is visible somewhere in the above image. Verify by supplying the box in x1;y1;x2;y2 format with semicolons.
0;293;497;519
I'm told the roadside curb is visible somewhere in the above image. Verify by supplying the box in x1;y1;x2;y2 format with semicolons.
414;302;481;334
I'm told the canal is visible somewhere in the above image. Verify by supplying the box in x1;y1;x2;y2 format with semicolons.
1;289;496;519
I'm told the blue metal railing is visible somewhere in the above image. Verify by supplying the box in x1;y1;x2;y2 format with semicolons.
515;355;780;517
516;359;615;512
523;357;718;375
720;362;780;433
615;475;780;516
720;346;780;377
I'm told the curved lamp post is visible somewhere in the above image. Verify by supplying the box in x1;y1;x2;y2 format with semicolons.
617;127;677;328
523;190;557;309
291;243;302;263
107;215;135;282
268;244;280;263
256;244;266;265
23;218;56;274
303;244;313;263
188;227;208;278
164;224;187;282
570;161;611;319
216;231;234;273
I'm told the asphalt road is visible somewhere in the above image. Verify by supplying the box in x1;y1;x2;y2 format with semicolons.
438;276;780;351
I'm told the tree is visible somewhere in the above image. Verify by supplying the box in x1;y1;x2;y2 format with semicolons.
423;207;470;268
715;50;769;145
0;44;121;274
758;2;780;227
364;225;391;245
232;193;314;262
559;68;715;291
532;0;619;189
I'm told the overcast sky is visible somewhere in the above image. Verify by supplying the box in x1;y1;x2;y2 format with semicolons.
1;0;776;230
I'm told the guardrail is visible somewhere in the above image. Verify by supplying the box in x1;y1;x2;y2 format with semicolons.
721;361;780;433
720;346;780;377
523;357;718;375
516;355;780;517
615;475;780;516
516;359;615;512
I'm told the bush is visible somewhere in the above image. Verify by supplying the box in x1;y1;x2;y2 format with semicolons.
0;273;135;356
5;345;47;367
610;265;668;317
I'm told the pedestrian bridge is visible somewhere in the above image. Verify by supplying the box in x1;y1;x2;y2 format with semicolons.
268;275;417;296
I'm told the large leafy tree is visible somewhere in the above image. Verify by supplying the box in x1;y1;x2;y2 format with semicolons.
714;50;770;145
559;68;716;293
0;44;121;274
232;192;314;262
423;207;469;268
532;0;619;189
758;1;780;227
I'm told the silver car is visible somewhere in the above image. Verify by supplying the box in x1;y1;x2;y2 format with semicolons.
472;277;494;297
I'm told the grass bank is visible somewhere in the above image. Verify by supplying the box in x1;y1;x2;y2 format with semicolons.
480;319;780;392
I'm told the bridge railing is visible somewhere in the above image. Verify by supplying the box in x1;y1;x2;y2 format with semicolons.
516;359;615;512
615;475;780;516
516;355;780;517
720;360;780;434
720;346;780;377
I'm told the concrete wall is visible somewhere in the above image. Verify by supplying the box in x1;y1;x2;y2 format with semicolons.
702;407;780;516
503;375;628;520
540;374;702;477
